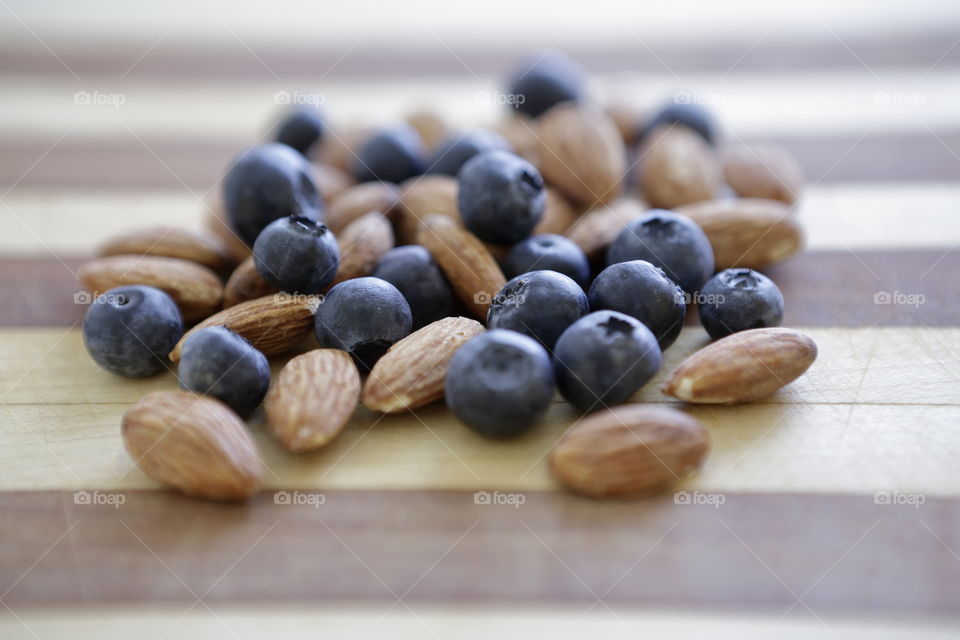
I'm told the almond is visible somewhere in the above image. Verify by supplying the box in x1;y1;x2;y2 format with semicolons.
664;328;818;404
395;175;459;245
417;215;506;318
363;316;484;412
639;124;720;209
223;256;276;308
170;293;321;362
122;390;262;501
97;226;235;271
265;349;361;452
605;99;650;146
536;104;626;206
316;124;375;172
79;255;223;323
405;108;450;150
675;198;803;270
533;188;580;236
325;181;399;233
722;144;804;205
311;162;355;201
494;115;539;164
549;405;710;498
565;197;645;259
332;211;394;284
203;189;252;263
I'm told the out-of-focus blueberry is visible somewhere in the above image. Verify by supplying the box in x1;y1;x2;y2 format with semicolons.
506;51;586;118
457;150;545;245
352;125;426;184
275;107;325;156
426;129;509;177
502;234;590;288
178;326;270;417
641;95;717;144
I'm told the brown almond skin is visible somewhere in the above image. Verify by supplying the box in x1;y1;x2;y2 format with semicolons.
565;198;645;259
675;198;804;270
122;391;262;501
395;175;459;245
494;115;540;165
417;215;506;318
97;226;236;271
533;188;580;236
332;212;394;284
223;256;276;308
639;125;721;209
325;182;399;233
550;405;710;498
664;328;818;404
79;255;223;323
169;293;321;362
405;108;450;151
722;144;804;205
363;316;485;413
266;349;361;453
536;104;626;207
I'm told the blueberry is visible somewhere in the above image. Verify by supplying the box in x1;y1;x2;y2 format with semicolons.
178;327;270;417
82;285;183;378
314;277;412;369
445;329;555;438
487;270;589;350
506;51;585;118
372;245;454;329
275;107;325;157
699;268;784;340
426;129;509;177
641;96;717;145
607;210;714;294
352;125;425;184
223;143;323;246
502;234;590;288
553;311;661;412
253;215;339;294
588;260;686;351
457;150;545;245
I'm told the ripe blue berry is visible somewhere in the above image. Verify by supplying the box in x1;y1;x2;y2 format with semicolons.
445;329;555;438
178;326;270;417
275;107;324;156
314;277;412;369
253;215;339;294
642;96;717;145
373;245;454;329
487;270;589;350
506;51;585;118
223;143;323;246
699;268;784;339
457;150;545;245
426;129;508;176
553;310;662;412
588;260;686;351
502;234;590;288
82;285;183;378
607;210;714;294
352;125;425;184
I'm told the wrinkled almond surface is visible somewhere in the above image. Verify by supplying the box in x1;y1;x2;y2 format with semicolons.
97;226;235;271
722;144;804;204
325;182;399;233
223;256;276;308
565;198;645;259
395;175;459;244
639;124;720;209
332;211;395;284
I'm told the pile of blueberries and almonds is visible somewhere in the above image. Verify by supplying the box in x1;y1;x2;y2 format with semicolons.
81;51;805;497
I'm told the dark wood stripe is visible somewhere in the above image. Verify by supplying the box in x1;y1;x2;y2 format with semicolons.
1;489;957;615
4;251;957;328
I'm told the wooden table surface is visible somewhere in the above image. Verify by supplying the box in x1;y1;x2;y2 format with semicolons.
1;4;960;638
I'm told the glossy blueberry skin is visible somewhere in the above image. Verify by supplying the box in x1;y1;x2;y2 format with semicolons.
642;97;717;145
314;277;412;369
445;329;555;439
352;125;425;184
699;268;784;340
275;107;325;156
178;327;270;417
82;285;183;378
253;215;339;294
506;51;586;118
372;245;454;329
553;311;662;413
457;150;545;245
589;260;686;351
223;143;324;246
487;270;589;351
607;210;715;294
426;129;509;177
502;234;590;288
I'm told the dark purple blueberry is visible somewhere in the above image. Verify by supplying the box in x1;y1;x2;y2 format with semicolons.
506;51;586;118
275;107;325;157
253;215;339;294
607;210;714;294
352;125;425;184
82;285;183;378
178;327;270;417
426;129;509;177
487;270;589;350
372;245;454;329
553;310;661;412
588;260;686;351
502;234;590;288
457;150;545;245
641;95;717;144
314;277;412;369
223;143;323;246
444;329;555;438
699;268;784;340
